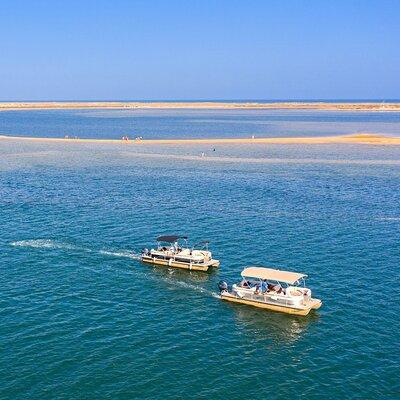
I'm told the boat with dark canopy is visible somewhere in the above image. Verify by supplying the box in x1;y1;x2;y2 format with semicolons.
141;235;220;271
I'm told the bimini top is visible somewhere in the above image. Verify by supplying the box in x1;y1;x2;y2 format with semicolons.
157;235;188;243
241;266;307;284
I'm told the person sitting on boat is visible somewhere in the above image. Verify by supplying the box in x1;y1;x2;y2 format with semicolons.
266;283;275;292
269;283;284;294
277;285;285;294
240;279;250;288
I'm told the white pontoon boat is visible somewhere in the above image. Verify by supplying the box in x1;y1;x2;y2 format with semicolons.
218;266;322;316
141;235;220;272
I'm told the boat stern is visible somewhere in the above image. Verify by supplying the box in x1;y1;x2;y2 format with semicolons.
310;298;322;309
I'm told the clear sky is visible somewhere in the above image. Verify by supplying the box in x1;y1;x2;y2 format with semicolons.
1;0;399;100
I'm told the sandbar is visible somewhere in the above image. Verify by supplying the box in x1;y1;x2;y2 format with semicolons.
1;134;399;145
0;101;400;112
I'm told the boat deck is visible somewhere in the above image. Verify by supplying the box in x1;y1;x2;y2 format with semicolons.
220;292;321;316
141;254;220;271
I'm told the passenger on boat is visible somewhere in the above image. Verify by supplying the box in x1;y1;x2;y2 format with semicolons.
240;279;250;288
261;279;268;293
266;283;274;291
266;282;282;293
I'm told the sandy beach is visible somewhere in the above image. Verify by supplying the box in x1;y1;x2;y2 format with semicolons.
1;101;400;112
1;133;399;145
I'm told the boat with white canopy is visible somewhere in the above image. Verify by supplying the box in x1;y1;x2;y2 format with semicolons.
141;235;220;272
218;266;322;316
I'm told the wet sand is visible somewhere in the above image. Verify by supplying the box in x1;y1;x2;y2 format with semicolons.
0;101;400;111
1;134;399;145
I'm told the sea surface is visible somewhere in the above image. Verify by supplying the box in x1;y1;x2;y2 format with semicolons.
1;109;399;399
0;108;400;139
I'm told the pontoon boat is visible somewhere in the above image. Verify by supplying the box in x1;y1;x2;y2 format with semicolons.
141;235;220;272
218;266;322;316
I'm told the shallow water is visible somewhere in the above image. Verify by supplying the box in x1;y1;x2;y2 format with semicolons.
1;114;400;399
1;108;400;139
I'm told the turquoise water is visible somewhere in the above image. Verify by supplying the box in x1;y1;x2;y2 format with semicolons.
1;108;400;139
1;112;400;399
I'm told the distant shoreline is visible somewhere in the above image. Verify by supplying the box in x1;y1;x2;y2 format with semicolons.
0;101;400;112
1;134;399;145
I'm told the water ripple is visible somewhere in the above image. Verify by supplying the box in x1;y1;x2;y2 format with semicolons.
1;132;399;399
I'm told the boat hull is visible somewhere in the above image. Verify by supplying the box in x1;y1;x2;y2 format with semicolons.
220;292;321;316
141;256;219;272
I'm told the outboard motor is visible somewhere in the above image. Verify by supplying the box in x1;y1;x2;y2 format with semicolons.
218;281;228;293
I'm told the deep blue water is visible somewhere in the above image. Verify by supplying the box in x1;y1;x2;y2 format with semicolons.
0;108;400;139
1;112;400;399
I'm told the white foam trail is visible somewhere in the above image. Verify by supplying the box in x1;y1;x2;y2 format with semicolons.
99;250;140;260
10;239;83;251
162;278;216;297
10;240;141;260
377;217;400;221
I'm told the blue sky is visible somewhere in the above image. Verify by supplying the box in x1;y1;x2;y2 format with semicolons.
0;0;399;100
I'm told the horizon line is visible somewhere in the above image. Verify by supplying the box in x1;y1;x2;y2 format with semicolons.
1;98;400;103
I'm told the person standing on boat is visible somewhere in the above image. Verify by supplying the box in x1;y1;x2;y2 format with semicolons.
261;279;268;293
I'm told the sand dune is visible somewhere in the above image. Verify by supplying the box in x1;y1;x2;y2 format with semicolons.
1;133;399;145
0;101;400;112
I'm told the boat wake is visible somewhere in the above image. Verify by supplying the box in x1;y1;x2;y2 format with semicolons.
10;239;87;251
162;276;218;299
99;250;140;260
376;217;400;221
10;239;140;260
10;239;217;298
